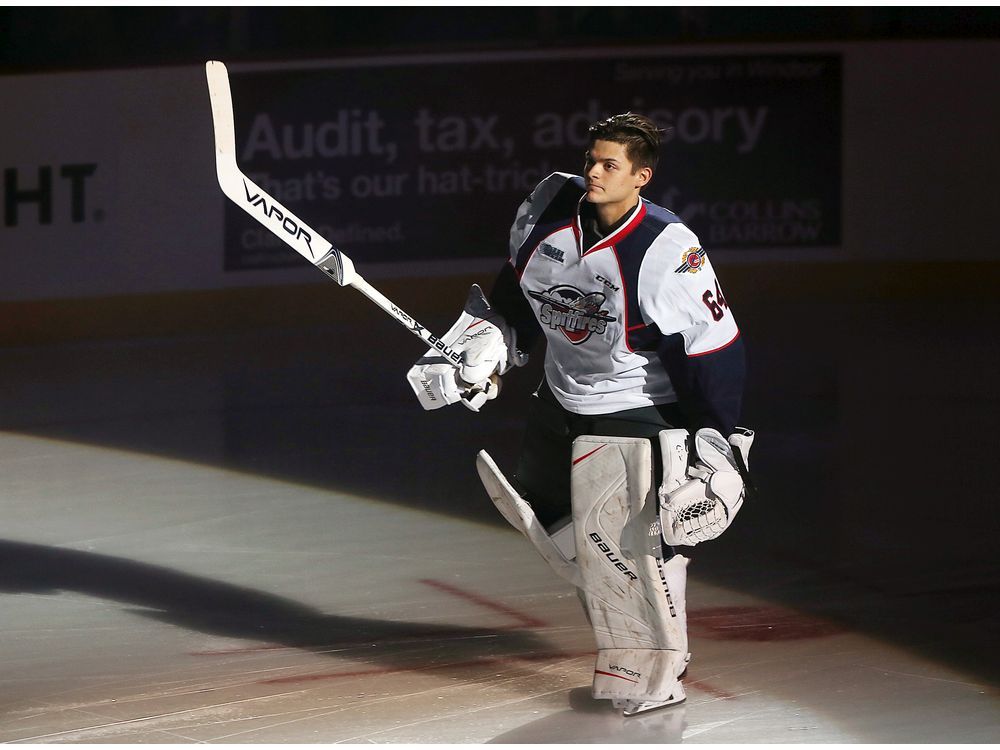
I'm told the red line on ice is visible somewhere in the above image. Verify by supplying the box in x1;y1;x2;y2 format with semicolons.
190;644;290;656
418;578;548;628
687;678;736;700
256;650;596;686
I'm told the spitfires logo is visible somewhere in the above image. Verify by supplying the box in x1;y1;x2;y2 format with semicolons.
675;246;706;274
528;285;617;344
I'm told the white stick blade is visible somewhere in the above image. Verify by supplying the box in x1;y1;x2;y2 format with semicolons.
204;61;356;286
205;61;236;164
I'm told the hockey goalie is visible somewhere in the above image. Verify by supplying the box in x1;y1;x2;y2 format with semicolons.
207;63;752;719
407;113;754;716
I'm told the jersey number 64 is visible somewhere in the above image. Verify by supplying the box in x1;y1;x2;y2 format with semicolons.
702;280;729;322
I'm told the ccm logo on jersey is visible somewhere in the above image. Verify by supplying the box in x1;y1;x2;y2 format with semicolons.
588;532;638;580
595;273;620;292
528;285;617;345
675;246;706;274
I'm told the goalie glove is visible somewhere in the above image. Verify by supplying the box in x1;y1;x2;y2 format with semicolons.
406;284;527;412
658;427;755;546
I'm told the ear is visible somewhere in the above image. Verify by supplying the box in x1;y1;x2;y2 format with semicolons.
634;166;652;189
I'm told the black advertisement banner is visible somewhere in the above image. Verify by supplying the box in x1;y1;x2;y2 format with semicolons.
225;52;841;271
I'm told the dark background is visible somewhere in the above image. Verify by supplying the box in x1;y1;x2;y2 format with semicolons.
2;7;999;73
2;6;998;687
222;52;841;269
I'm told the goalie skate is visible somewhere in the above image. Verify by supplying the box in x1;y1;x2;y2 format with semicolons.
613;680;687;716
613;652;689;716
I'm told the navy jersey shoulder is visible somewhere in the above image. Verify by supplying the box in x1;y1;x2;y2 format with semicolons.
512;176;585;275
613;199;685;351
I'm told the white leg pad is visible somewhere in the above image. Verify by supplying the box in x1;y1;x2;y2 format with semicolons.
476;450;583;588
571;436;688;704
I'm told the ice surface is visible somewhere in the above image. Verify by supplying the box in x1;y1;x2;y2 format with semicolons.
1;310;997;743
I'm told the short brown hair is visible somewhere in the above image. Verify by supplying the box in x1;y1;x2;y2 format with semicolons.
587;112;663;173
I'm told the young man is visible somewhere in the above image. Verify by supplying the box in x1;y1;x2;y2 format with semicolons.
407;113;751;716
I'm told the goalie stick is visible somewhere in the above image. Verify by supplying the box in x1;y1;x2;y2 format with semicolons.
205;60;462;368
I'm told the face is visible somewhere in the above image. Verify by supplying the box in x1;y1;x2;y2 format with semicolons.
584;139;652;208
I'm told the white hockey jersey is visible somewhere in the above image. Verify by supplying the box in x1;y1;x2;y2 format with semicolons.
501;172;741;417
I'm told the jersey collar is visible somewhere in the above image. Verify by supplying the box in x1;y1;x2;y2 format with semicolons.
576;197;647;256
